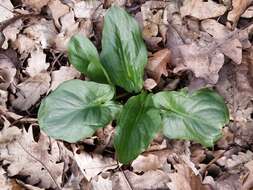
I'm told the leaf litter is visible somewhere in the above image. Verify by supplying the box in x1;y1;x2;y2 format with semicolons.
0;0;253;189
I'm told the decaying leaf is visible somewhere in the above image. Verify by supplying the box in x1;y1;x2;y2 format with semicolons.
180;0;227;20
21;0;50;11
24;19;57;49
13;34;36;54
0;117;21;144
167;164;209;190
11;72;51;111
146;49;171;82
49;66;80;92
73;1;102;19
26;49;49;77
48;0;69;29
91;173;112;190
0;126;66;189
227;0;253;28
242;160;253;190
73;146;117;181
0;0;13;22
242;6;253;18
0;49;17;90
112;170;170;190
143;78;157;91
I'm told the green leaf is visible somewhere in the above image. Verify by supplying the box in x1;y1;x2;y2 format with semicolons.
68;35;111;83
38;80;121;143
101;6;148;93
153;88;229;147
114;93;162;164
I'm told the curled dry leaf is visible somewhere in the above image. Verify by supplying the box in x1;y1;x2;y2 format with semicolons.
73;146;117;181
13;34;36;54
0;0;13;22
48;0;69;29
21;0;50;11
0;126;66;189
227;0;253;28
73;1;102;19
0;117;21;144
26;49;49;77
112;170;170;190
24;19;57;49
242;160;253;190
2;20;22;49
143;78;157;91
180;0;227;20
49;66;80;92
11;72;51;111
242;6;253;18
146;48;171;82
0;49;17;90
167;164;209;190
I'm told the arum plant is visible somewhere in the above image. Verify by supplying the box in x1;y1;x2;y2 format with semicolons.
38;6;229;164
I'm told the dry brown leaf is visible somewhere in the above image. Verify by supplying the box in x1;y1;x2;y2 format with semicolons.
0;126;66;189
49;66;80;92
13;34;36;55
73;146;117;181
24;19;57;49
73;1;102;19
48;0;69;29
112;170;170;190
91;173;112;190
242;6;253;18
242;160;253;190
0;0;13;22
21;0;50;11
0;49;17;90
146;49;171;82
180;0;227;20
167;164;209;190
227;0;253;28
0;89;8;107
143;78;157;91
0;116;21;144
11;72;50;111
2;20;22;49
26;49;49;77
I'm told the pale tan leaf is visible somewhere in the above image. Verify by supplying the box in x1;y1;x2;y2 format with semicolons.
73;1;101;19
241;6;253;18
0;0;13;22
91;174;112;190
73;146;117;181
143;78;157;91
146;49;171;82
21;0;50;11
13;34;36;54
0;127;66;189
48;0;69;29
26;49;49;77
11;72;51;111
227;0;253;28
49;66;80;92
180;0;227;20
0;117;21;144
242;160;253;190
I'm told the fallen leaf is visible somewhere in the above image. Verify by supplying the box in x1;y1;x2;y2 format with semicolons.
241;6;253;18
242;160;253;190
21;0;50;11
143;78;157;91
146;49;171;82
227;0;253;28
49;66;80;92
0;90;8;107
11;72;51;111
0;0;13;22
0;126;66;189
112;170;170;190
2;20;22;49
91;173;112;190
13;34;36;54
0;116;21;144
24;19;57;49
73;1;102;19
73;146;117;181
180;0;227;20
48;0;69;29
0;49;17;90
26;49;49;77
167;164;209;190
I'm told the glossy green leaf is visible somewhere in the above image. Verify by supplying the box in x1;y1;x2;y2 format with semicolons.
114;93;162;164
101;6;148;93
38;80;121;143
153;89;229;147
68;35;110;83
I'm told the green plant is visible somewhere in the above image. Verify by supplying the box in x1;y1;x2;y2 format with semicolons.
38;6;229;164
